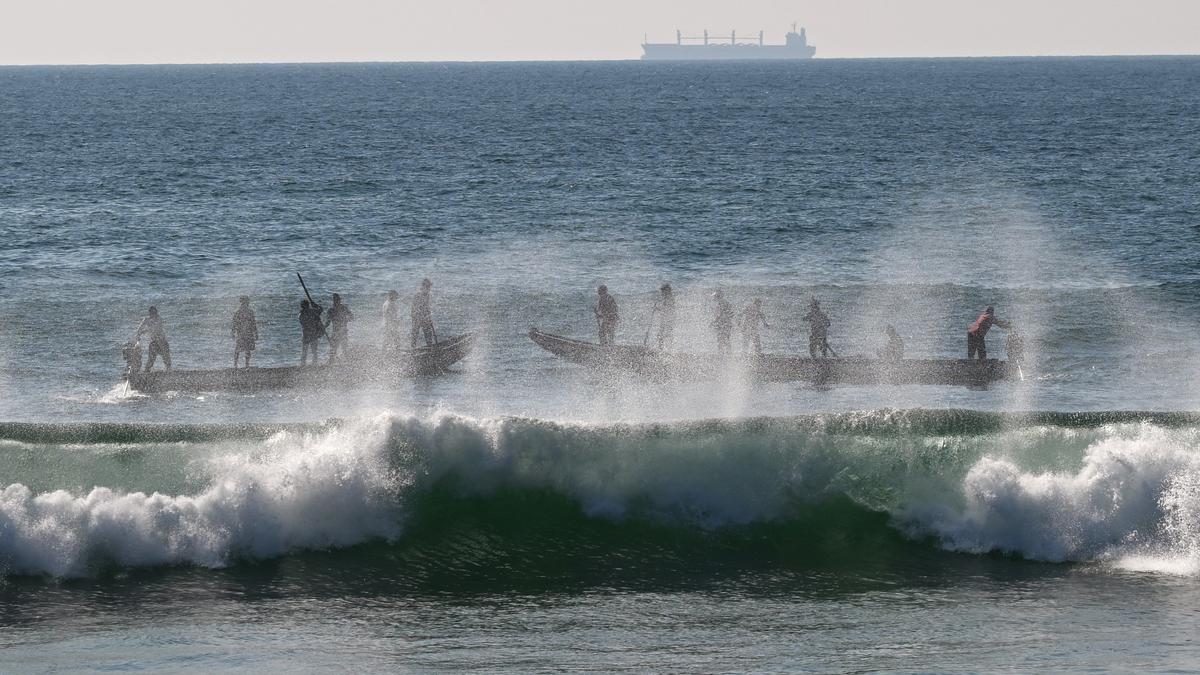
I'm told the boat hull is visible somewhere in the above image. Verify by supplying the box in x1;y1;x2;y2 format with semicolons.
125;333;476;393
529;329;1014;386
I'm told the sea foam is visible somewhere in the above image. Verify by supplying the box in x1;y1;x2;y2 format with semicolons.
0;416;402;577
1;411;1198;577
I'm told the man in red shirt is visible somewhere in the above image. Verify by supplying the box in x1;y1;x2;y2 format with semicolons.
967;306;1010;360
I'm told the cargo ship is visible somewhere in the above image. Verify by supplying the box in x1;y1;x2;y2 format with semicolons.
641;24;816;60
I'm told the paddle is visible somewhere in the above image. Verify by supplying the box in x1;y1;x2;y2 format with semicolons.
642;303;659;347
1010;330;1026;381
120;330;142;396
428;325;449;374
820;336;840;357
296;273;327;339
296;273;316;305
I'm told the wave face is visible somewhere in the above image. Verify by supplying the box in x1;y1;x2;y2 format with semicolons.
1;410;1198;578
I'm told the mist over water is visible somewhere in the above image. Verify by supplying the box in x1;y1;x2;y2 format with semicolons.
2;58;1200;670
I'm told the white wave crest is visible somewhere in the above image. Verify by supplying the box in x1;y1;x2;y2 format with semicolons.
3;412;1199;578
0;416;402;577
909;424;1200;571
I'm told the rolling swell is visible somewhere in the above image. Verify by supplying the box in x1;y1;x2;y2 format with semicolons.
1;410;1198;578
4;409;1200;444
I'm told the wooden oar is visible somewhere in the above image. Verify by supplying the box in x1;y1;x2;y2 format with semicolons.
296;273;316;305
642;304;659;346
825;339;839;358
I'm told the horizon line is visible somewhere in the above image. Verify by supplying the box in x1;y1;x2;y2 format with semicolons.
2;52;1199;68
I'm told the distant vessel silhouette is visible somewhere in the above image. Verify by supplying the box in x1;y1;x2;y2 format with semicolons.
642;23;816;60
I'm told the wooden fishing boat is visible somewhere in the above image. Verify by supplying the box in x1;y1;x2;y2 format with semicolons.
124;333;476;393
529;329;1016;386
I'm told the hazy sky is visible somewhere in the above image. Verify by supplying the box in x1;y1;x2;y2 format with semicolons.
3;0;1199;65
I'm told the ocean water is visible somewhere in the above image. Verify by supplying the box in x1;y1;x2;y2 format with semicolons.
2;58;1200;671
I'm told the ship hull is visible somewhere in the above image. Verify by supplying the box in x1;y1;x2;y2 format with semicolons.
641;44;815;60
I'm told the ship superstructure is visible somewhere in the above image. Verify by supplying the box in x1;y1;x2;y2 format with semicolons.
641;24;816;60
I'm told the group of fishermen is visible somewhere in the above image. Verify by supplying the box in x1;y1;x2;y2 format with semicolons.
593;285;1022;363
125;279;440;372
124;280;1022;375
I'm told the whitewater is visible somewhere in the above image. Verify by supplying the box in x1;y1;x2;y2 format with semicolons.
3;411;1197;578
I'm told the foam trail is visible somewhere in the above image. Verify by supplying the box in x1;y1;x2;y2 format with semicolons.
97;381;144;404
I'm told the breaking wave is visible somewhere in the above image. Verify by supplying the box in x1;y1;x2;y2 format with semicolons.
0;409;1198;578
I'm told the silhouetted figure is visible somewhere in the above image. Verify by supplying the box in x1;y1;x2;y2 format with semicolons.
299;299;324;366
595;285;619;346
136;306;171;371
325;293;354;364
382;289;403;352
122;340;143;375
740;298;770;354
712;290;735;356
231;296;258;369
656;283;676;350
804;297;833;359
879;324;904;361
411;279;436;348
967;306;1010;361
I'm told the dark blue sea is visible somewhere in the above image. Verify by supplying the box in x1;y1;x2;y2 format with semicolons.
2;58;1199;671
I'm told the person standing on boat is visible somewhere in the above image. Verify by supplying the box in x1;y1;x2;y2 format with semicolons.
382;290;403;352
966;306;1010;361
299;299;324;366
595;285;619;346
231;296;258;369
325;293;354;364
739;298;769;355
135;306;172;371
411;279;436;348
711;290;735;356
804;297;833;359
655;283;676;350
878;324;904;361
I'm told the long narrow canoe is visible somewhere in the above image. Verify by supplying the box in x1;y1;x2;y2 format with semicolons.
125;332;476;393
529;329;1015;386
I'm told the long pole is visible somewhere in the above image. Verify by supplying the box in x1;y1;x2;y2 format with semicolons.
642;304;658;346
814;334;838;358
296;273;327;342
296;273;316;305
